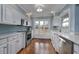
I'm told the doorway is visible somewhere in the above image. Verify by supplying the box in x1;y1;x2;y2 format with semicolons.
33;19;51;38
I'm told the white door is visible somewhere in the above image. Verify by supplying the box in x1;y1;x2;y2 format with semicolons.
0;44;7;54
33;19;50;38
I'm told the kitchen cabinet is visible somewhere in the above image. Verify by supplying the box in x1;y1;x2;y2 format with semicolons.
8;35;18;54
8;33;25;54
17;33;24;49
51;33;64;53
2;5;21;25
21;32;26;48
0;44;7;54
8;40;16;54
2;5;14;24
52;33;60;53
8;34;23;54
51;33;73;54
0;38;7;54
15;39;21;52
13;9;21;25
52;16;61;26
0;32;26;54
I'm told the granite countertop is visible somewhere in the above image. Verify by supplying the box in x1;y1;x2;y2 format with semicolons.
0;31;27;39
0;32;18;39
69;34;79;45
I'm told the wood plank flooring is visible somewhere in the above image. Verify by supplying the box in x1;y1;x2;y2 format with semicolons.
18;38;56;54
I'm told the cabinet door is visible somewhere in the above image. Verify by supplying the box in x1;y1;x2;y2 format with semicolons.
52;34;60;52
18;33;23;49
17;33;24;49
21;33;26;48
2;5;14;24
22;32;26;48
53;16;61;26
0;4;1;22
16;11;21;25
2;5;21;25
8;41;16;54
15;39;20;52
0;44;7;54
12;9;21;25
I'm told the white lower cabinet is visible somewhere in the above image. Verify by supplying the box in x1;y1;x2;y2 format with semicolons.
22;32;26;48
0;32;26;54
52;33;60;53
0;44;7;54
51;33;72;54
0;38;7;54
8;34;20;54
8;41;16;54
7;32;25;54
15;39;21;52
17;33;24;49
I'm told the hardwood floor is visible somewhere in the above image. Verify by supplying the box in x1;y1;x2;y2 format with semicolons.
18;38;56;54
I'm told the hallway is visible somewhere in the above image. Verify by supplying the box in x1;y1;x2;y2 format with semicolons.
18;39;56;54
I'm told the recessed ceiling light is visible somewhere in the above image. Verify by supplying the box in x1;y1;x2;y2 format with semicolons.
37;7;43;12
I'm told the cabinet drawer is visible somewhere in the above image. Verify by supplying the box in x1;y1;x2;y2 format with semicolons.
0;38;7;45
8;35;17;42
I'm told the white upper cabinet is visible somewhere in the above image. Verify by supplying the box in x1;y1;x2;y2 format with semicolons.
0;5;1;22
2;5;21;25
53;16;61;26
2;5;14;24
12;8;21;25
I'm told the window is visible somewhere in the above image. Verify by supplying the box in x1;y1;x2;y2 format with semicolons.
35;21;39;25
44;21;48;25
35;21;39;29
62;17;69;27
40;21;44;26
61;15;69;33
34;20;49;33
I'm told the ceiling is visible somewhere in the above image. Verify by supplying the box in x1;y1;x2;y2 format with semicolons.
18;4;66;17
